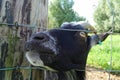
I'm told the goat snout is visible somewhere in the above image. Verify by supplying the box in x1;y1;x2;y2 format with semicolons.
31;32;49;42
25;32;51;51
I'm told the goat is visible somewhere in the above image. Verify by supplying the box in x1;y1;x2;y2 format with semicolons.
25;22;110;80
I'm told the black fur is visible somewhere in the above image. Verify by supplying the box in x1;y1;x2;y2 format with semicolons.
47;29;90;71
25;22;109;80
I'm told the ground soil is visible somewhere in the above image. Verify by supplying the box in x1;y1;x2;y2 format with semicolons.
86;67;120;80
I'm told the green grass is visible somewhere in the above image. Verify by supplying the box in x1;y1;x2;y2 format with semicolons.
87;34;120;70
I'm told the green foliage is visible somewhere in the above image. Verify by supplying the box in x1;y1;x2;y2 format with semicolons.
87;34;120;71
48;0;86;28
94;0;120;33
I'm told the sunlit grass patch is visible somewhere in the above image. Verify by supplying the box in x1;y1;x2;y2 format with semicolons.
87;34;120;70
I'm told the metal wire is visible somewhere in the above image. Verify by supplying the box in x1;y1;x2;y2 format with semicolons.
107;0;115;80
0;5;117;79
0;22;97;33
0;22;36;28
0;66;120;73
0;23;120;80
0;0;117;80
0;21;118;80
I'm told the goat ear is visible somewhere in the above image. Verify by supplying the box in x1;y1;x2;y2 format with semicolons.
90;32;110;47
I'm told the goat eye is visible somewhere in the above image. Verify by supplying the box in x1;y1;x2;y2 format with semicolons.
80;32;86;38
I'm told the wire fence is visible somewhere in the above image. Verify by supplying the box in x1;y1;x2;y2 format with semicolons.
0;1;119;76
0;0;120;79
0;22;120;80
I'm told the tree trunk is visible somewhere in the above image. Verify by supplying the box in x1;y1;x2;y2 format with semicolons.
0;0;48;80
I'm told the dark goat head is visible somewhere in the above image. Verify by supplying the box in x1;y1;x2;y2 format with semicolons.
25;22;110;80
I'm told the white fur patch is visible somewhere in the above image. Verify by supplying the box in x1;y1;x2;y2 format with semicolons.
26;51;57;72
26;51;44;66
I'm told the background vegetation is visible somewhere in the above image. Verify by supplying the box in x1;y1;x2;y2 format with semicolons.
94;0;120;33
48;0;86;28
87;34;120;71
91;0;120;71
49;0;120;33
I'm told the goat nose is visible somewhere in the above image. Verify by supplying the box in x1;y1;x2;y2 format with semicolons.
32;33;49;42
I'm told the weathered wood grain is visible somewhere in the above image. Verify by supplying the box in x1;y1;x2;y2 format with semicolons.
0;0;48;80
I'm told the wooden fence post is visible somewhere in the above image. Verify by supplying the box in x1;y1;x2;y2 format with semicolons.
0;0;48;80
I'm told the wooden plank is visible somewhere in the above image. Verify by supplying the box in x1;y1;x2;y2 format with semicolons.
0;0;48;80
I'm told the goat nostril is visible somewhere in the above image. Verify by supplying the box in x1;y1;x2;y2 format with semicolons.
32;33;49;41
34;36;44;40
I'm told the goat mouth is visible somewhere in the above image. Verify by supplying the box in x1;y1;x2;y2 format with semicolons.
39;50;55;55
25;49;56;60
25;48;55;55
